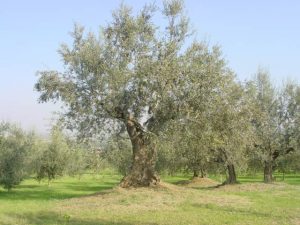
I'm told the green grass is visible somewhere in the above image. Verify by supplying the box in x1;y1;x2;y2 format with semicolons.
0;173;299;225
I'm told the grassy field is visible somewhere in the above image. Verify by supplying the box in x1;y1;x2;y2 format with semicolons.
0;173;299;225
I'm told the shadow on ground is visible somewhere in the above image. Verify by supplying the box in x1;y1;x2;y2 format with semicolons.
0;181;118;201
190;203;280;219
3;211;157;225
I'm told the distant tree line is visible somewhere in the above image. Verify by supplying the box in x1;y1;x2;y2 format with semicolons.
0;122;99;190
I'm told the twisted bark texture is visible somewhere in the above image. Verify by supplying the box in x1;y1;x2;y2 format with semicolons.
119;119;159;188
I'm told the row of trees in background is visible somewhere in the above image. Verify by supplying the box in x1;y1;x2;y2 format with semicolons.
0;123;90;190
156;72;300;184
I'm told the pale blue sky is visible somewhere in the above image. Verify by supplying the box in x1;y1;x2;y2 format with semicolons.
1;0;299;134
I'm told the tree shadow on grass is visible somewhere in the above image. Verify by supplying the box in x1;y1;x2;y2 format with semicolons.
238;176;263;184
190;186;220;191
4;211;132;225
63;181;118;192
0;182;118;201
280;174;300;185
190;203;282;219
5;211;158;225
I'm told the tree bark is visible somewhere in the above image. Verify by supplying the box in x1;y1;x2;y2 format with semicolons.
225;164;237;184
264;161;273;183
193;169;199;178
119;118;159;188
200;168;207;178
193;167;206;178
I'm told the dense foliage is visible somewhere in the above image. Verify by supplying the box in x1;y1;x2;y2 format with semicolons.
0;122;34;190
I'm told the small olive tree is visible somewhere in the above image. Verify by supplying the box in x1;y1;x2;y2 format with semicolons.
104;135;132;176
34;126;69;183
0;122;34;190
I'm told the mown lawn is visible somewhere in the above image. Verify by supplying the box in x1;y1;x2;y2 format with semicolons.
0;172;299;225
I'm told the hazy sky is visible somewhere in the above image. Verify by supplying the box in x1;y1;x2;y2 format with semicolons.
1;0;300;134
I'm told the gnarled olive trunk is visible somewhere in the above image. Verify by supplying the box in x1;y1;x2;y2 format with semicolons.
193;168;207;178
200;168;207;178
193;169;199;178
264;161;273;183
119;119;159;188
225;164;237;184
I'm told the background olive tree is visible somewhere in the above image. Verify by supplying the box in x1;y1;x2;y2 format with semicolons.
0;122;35;190
248;71;300;182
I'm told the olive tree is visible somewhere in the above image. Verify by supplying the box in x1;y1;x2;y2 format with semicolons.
210;82;253;184
0;122;34;190
35;0;233;187
34;126;69;183
154;37;237;178
161;119;213;178
180;130;212;178
104;134;132;176
249;71;299;182
275;82;300;178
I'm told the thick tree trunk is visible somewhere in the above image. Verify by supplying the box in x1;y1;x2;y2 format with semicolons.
264;161;273;183
225;164;237;184
119;118;159;188
193;169;199;178
200;168;207;178
193;168;206;178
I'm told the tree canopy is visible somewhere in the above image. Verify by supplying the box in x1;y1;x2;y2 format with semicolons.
35;0;234;187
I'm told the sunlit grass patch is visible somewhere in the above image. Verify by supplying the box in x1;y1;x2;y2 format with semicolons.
0;173;299;225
